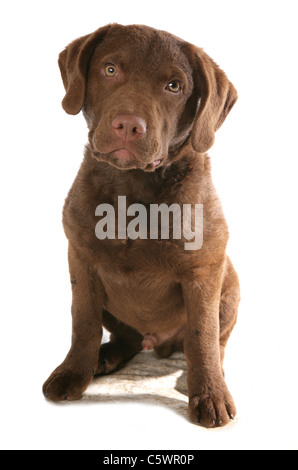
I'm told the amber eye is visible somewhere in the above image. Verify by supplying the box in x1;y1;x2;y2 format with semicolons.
104;64;117;77
166;81;181;93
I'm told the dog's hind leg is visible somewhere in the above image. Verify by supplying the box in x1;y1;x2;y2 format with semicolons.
94;309;143;375
219;256;240;369
153;327;185;359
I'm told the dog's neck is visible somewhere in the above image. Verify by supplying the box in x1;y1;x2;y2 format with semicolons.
81;142;207;207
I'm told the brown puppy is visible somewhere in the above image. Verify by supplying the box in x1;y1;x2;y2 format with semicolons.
43;24;240;428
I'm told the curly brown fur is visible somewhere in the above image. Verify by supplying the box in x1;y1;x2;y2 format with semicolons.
43;24;240;428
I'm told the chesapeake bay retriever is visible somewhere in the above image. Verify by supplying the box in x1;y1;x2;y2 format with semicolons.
43;24;240;428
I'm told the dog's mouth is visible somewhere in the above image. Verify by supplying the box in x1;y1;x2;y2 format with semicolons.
90;143;163;172
145;158;162;171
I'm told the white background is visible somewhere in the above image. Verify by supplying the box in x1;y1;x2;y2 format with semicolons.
1;0;298;450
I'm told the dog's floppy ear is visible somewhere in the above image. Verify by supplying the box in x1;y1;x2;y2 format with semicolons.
58;25;111;115
187;46;238;153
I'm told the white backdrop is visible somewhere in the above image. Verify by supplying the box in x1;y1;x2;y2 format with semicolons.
1;0;298;450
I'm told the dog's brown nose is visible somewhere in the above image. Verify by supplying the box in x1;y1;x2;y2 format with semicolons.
111;114;147;142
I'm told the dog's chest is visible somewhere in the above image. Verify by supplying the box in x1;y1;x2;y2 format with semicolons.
95;237;175;276
95;238;185;331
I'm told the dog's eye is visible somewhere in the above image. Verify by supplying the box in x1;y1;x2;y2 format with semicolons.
104;64;117;77
166;81;181;93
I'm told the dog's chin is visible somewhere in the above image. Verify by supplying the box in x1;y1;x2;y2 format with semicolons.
91;147;164;172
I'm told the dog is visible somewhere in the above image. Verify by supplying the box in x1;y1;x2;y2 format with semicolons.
43;24;240;428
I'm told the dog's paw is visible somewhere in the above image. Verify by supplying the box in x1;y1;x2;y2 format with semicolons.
42;365;92;402
94;341;126;375
189;381;236;428
94;339;141;376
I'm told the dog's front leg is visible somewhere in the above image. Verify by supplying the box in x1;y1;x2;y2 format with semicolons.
43;244;104;401
182;266;236;427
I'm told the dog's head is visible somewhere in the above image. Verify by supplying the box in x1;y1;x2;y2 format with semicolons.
59;24;237;172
